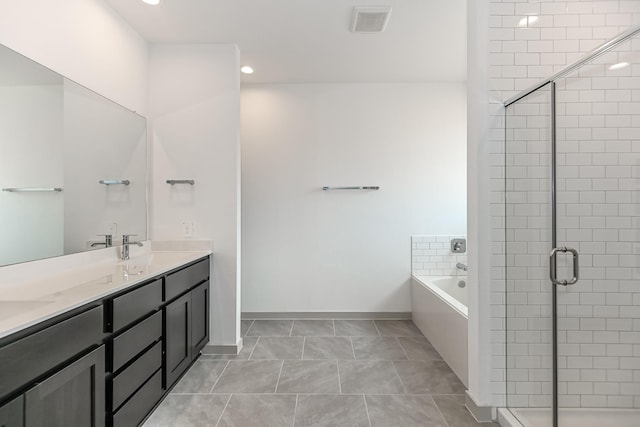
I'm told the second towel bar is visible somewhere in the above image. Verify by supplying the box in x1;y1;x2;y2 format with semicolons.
322;186;380;191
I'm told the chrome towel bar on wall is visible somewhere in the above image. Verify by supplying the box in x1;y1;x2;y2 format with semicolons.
2;187;63;192
99;179;130;186
166;180;195;185
322;186;380;191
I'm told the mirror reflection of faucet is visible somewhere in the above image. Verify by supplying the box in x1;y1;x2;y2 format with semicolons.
91;234;113;248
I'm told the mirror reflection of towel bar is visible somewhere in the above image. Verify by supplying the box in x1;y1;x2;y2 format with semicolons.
166;180;195;185
2;187;63;192
99;179;130;185
322;186;380;191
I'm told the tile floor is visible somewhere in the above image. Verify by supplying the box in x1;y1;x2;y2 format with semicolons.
143;319;499;427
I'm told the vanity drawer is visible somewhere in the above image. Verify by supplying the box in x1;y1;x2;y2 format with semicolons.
0;306;103;401
108;279;162;333
111;311;161;372
165;258;209;301
112;369;163;427
111;341;162;410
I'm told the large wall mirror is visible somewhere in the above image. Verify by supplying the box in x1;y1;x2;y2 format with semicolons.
0;44;147;267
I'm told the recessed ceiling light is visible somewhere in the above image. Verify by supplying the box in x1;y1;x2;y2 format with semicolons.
142;0;161;5
241;66;254;74
518;15;538;27
609;62;630;71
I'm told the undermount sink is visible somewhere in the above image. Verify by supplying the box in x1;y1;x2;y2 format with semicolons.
0;300;53;319
117;254;154;267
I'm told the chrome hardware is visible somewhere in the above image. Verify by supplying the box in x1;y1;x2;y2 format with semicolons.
121;234;143;261
457;280;466;288
166;179;195;185
451;238;466;253
91;234;113;248
2;187;63;192
99;179;130;186
456;262;468;272
322;186;380;191
550;246;579;286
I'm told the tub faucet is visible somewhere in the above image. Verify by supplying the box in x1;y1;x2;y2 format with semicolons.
121;234;144;261
456;263;468;272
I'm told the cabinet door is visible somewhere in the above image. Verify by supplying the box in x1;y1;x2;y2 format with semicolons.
165;293;192;388
0;396;23;427
191;280;210;355
24;346;105;427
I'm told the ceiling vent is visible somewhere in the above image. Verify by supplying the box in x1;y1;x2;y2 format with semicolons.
350;6;392;33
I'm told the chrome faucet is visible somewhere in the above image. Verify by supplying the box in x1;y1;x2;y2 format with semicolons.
121;234;143;261
91;234;113;248
456;262;468;272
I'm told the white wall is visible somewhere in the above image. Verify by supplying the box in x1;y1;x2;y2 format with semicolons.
0;0;148;114
148;44;241;347
241;83;467;313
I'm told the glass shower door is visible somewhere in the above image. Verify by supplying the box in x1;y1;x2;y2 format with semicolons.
553;34;640;426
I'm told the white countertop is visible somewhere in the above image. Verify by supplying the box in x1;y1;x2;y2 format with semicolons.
0;241;212;340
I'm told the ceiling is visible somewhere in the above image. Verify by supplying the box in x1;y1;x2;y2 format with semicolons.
105;0;466;84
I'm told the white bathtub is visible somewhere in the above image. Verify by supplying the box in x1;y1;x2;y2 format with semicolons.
411;275;468;387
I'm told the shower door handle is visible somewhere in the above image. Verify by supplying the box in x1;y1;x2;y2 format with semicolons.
550;247;579;286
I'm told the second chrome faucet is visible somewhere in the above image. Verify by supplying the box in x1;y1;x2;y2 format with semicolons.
121;234;144;261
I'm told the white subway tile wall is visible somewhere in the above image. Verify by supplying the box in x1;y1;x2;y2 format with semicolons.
411;235;468;277
489;0;640;410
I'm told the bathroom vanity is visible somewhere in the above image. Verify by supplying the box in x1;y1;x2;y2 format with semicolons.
0;249;211;427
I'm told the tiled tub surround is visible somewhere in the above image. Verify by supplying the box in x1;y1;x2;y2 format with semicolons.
144;319;498;427
0;241;212;338
411;235;468;277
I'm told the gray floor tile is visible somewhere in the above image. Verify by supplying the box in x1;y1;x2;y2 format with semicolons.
374;320;424;337
171;360;229;393
276;360;340;393
334;320;379;336
241;319;254;337
303;337;355;360
201;336;258;360
295;394;369;427
246;320;293;337
338;360;405;394
366;394;448;427
394;360;465;394
250;337;304;359
398;336;443;361
352;337;408;360
212;360;283;393
433;395;501;427
142;394;229;427
218;394;296;427
291;319;335;336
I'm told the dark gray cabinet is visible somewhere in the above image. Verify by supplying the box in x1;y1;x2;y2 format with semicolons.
0;396;23;427
106;256;210;425
0;255;210;427
25;346;105;427
191;280;210;355
165;292;192;388
165;279;210;389
0;306;103;427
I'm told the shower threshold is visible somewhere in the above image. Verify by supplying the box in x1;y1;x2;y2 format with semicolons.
497;407;640;427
